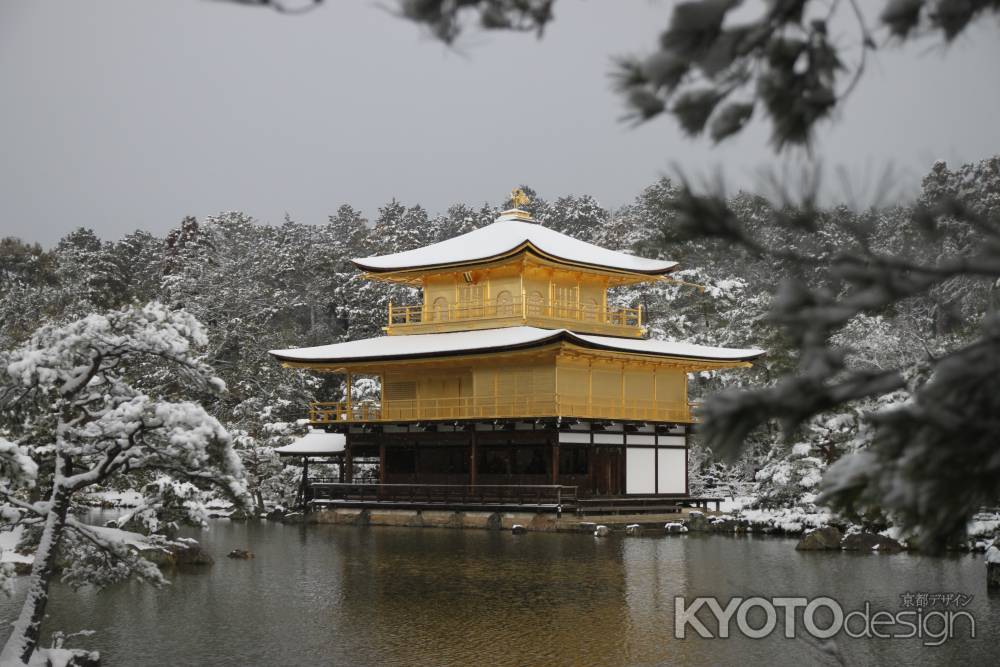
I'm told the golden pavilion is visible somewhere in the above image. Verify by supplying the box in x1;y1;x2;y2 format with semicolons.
271;192;762;512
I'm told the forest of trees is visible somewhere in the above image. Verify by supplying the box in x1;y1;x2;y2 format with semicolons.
2;156;997;537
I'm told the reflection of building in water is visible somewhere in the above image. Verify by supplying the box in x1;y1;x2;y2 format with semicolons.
272;193;763;509
621;536;692;664
327;526;634;667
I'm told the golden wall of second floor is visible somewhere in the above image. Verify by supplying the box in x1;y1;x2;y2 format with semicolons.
387;261;644;337
310;351;692;424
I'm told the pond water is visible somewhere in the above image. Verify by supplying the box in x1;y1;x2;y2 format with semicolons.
2;517;998;666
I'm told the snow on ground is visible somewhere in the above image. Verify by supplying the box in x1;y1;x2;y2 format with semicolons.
738;506;833;533
0;526;32;564
206;499;235;511
80;489;144;508
709;496;833;534
718;496;753;514
967;513;1000;538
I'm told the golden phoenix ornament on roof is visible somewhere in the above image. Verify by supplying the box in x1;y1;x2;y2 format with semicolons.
510;188;531;209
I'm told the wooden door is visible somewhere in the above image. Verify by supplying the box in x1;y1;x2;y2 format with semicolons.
592;447;623;496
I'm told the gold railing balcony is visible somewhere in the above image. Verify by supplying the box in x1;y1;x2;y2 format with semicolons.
385;294;643;337
309;396;694;425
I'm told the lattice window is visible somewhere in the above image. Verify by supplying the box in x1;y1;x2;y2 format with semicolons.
555;286;576;317
459;285;484;317
384;380;417;401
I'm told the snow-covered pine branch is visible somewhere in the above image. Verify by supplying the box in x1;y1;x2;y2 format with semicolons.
0;302;248;665
681;157;1000;552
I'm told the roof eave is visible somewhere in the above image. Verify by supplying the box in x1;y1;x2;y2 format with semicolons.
269;331;765;367
352;242;678;281
267;331;567;366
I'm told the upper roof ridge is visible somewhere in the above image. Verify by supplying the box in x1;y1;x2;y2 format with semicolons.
353;213;677;277
496;207;536;223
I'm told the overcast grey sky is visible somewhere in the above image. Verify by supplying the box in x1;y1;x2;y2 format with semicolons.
1;0;998;247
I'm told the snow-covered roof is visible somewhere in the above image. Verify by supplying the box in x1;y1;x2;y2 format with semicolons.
275;430;346;456
352;215;678;276
270;327;763;365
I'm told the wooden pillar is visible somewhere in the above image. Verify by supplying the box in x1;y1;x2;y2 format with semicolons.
620;363;626;414
378;443;386;484
469;429;478;487
519;266;525;321
551;437;559;485
338;454;345;483
345;370;352;419
378;372;385;420
601;278;608;323
587;361;593;417
547;272;554;317
588;426;597;495
652;366;658;420
300;456;309;506
344;432;353;484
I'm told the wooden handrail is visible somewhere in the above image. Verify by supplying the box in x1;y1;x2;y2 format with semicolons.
386;296;643;330
309;393;692;424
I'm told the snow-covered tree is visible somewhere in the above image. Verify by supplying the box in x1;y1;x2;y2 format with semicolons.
229;400;309;512
684;156;1000;551
372;200;433;253
431;203;494;242
537;194;607;242
0;303;247;665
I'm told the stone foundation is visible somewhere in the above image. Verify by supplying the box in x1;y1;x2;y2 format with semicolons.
307;508;561;531
305;507;696;532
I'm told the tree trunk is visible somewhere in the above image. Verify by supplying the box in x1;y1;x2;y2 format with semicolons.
0;482;72;665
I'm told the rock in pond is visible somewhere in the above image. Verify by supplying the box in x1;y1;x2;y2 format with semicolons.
227;549;255;560
36;647;101;667
684;511;710;532
795;526;843;551
987;546;1000;591
841;532;904;553
594;525;610;537
664;522;688;534
140;538;214;567
707;516;748;533
228;508;254;521
511;524;527;535
625;524;643;536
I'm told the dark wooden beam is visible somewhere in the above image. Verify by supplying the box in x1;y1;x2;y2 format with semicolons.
470;429;478;487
